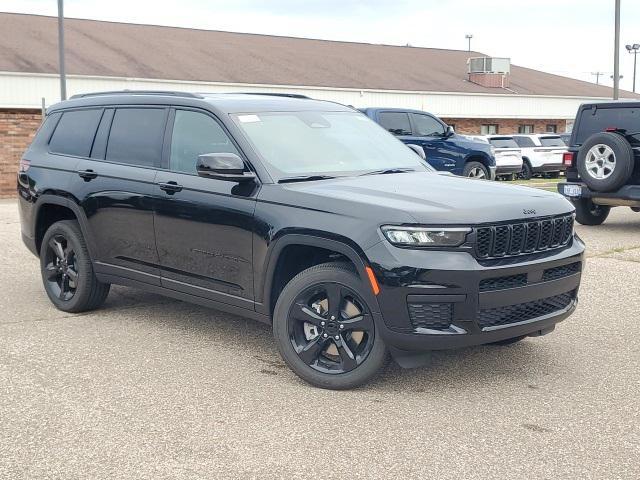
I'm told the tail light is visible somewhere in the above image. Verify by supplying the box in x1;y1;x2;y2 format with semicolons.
562;152;574;167
19;158;31;172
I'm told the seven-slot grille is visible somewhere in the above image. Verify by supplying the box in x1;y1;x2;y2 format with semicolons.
475;214;574;258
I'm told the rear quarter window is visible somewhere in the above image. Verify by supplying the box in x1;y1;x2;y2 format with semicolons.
513;136;536;148
49;109;103;157
576;106;640;146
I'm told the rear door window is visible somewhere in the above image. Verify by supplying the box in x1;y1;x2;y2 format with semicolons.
378;112;412;136
410;113;445;136
576;106;640;146
49;109;103;157
106;108;167;167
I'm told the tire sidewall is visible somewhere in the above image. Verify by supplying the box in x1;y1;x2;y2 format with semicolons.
40;220;95;312
273;264;387;389
573;198;610;225
577;133;634;192
463;161;489;179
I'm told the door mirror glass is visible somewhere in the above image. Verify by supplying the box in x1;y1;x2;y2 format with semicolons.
406;144;426;160
196;153;256;182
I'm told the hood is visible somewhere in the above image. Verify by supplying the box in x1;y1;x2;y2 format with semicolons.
278;172;573;225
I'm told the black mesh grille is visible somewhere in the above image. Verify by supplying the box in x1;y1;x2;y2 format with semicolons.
408;303;453;330
477;290;576;329
474;214;574;259
479;273;528;292
542;262;581;282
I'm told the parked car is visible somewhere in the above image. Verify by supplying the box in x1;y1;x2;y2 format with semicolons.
474;135;523;180
18;91;584;389
512;134;568;180
361;108;497;179
558;101;640;225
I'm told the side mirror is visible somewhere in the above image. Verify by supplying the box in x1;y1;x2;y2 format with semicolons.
445;125;455;137
196;153;256;183
406;144;426;160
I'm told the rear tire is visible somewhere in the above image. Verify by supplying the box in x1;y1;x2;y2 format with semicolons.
577;132;634;192
463;161;489;180
40;220;110;313
519;161;533;180
574;198;610;226
273;262;387;389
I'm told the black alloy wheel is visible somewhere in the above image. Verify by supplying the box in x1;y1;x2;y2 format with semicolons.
288;282;375;374
43;234;79;301
273;262;387;389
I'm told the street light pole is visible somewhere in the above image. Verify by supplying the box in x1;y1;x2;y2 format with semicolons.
465;34;473;52
626;44;640;92
57;0;67;101
613;0;620;100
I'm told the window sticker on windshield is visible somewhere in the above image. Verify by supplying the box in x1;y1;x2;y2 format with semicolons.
238;114;261;123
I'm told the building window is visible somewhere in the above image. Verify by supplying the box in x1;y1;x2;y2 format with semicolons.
481;124;499;135
546;124;557;133
518;124;534;134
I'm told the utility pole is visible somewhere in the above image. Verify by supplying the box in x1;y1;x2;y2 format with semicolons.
591;71;605;85
57;0;67;100
465;34;473;52
626;43;640;92
613;0;620;100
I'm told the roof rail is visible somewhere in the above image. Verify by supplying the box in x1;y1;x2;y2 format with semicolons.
69;90;204;99
231;92;311;99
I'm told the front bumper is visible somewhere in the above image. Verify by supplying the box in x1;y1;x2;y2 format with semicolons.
366;236;585;351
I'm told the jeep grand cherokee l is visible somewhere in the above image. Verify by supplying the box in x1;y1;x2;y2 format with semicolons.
18;91;585;389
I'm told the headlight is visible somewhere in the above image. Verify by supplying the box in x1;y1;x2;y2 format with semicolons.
381;226;471;247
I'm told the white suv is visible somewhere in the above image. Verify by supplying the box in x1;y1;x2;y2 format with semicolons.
470;135;523;179
512;134;568;180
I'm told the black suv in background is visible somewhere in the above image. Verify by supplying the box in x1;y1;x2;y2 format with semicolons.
559;101;640;225
19;91;584;389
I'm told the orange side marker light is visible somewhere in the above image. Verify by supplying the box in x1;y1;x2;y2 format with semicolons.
365;266;380;296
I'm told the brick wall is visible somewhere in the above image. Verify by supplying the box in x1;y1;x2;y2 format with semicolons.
0;109;42;198
440;118;568;136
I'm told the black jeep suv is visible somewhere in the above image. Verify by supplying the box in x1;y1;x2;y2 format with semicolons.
558;101;640;225
18;91;585;389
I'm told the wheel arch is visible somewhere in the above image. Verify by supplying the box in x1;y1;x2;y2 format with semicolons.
259;233;379;319
464;152;493;170
33;194;96;259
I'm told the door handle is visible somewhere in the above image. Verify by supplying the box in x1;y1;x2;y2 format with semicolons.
158;181;183;194
77;169;98;181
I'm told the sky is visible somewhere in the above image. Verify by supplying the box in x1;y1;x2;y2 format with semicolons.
3;0;640;92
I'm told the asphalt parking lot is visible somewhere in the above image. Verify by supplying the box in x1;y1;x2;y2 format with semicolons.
1;198;638;480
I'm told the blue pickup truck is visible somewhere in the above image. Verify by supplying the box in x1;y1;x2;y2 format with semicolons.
361;108;497;179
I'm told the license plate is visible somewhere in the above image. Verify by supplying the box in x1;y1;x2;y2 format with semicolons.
562;184;582;197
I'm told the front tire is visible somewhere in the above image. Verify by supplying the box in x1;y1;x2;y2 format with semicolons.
463;161;489;180
273;262;387;389
519;160;533;180
40;220;110;313
574;198;610;225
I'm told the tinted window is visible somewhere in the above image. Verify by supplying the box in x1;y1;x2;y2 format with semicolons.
539;136;565;147
378;112;412;135
488;137;519;148
576;106;640;146
513;136;536;148
106;108;166;166
49;109;102;157
170;110;239;174
411;113;445;136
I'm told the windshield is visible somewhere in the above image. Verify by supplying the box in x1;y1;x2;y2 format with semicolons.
232;111;431;179
489;138;519;149
539;136;565;147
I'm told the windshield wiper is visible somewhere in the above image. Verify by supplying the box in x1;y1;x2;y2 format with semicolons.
278;174;338;184
359;167;415;176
